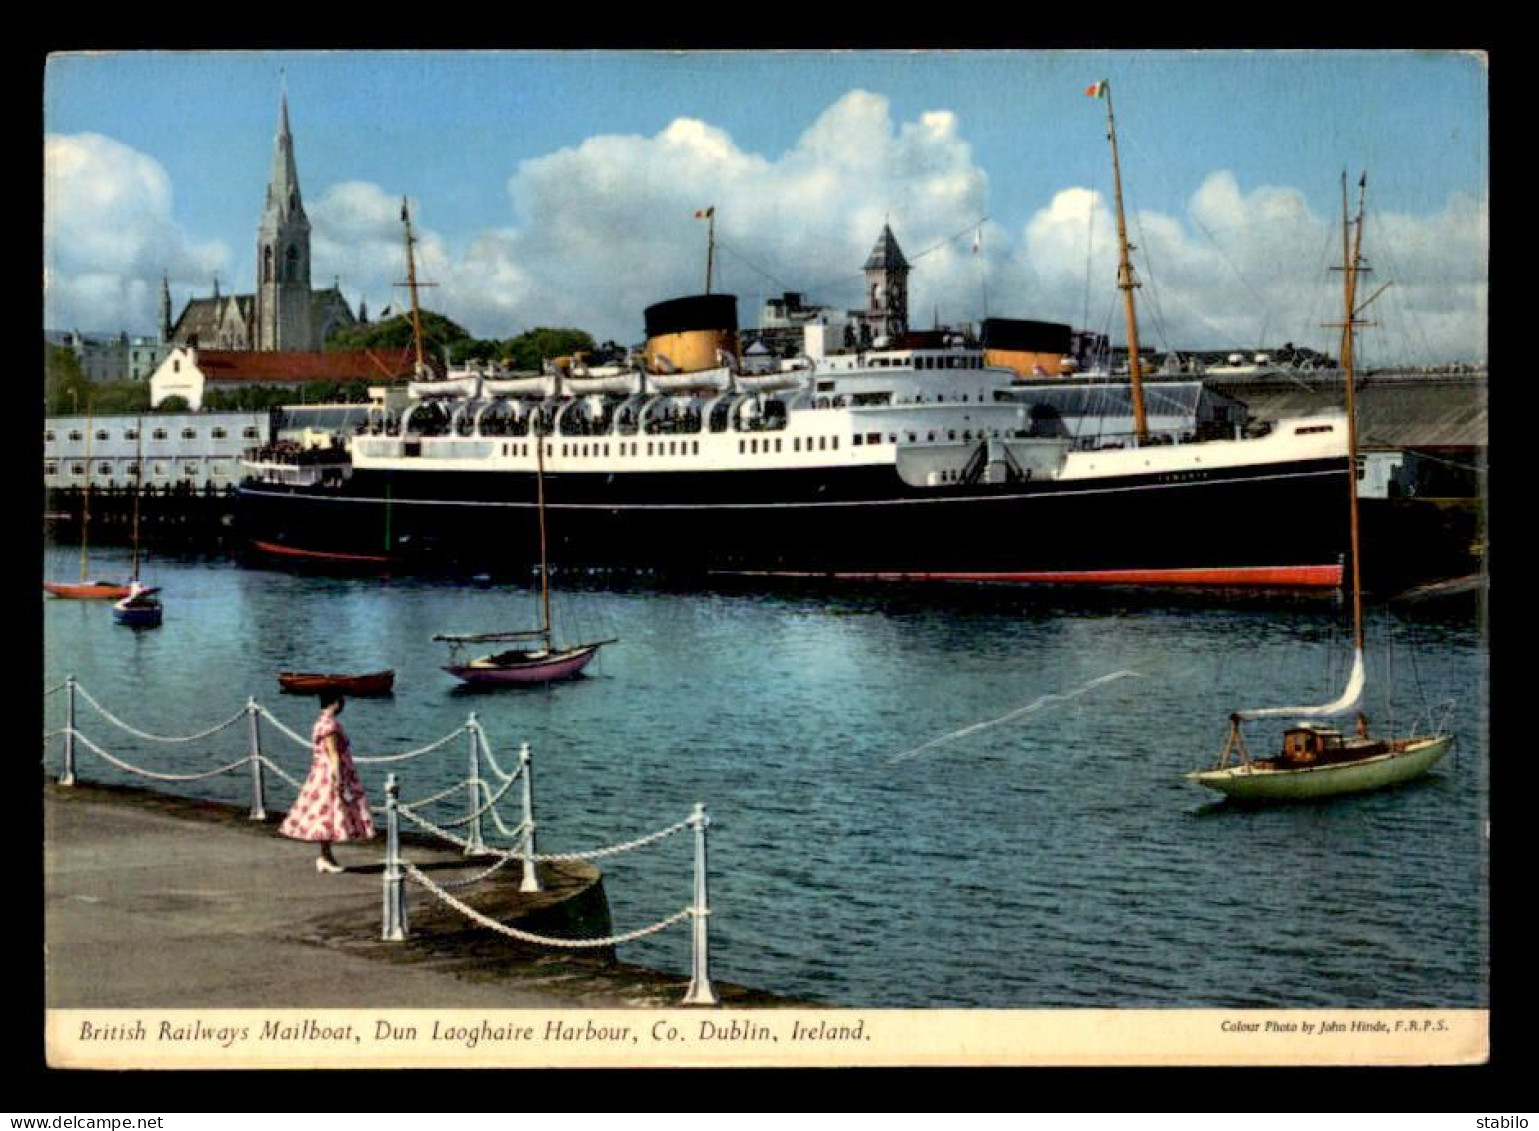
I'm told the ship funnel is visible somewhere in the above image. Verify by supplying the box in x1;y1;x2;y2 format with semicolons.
981;318;1074;379
643;294;740;374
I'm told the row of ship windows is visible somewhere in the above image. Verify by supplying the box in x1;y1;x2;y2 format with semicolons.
741;436;838;454
499;427;1022;459
47;426;261;443
494;441;705;459
863;356;984;370
855;428;1016;446
490;437;846;459
48;461;231;477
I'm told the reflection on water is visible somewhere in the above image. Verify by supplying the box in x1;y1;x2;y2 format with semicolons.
41;546;1488;1008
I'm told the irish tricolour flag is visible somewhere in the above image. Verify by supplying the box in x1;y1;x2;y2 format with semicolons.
1085;80;1108;98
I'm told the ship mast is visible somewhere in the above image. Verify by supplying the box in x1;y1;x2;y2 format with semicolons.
1094;81;1149;445
400;198;432;378
696;206;716;295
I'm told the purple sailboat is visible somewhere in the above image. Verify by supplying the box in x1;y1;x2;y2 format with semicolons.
435;392;613;686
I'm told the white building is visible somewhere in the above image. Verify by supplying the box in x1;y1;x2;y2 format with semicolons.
148;345;413;410
44;412;269;491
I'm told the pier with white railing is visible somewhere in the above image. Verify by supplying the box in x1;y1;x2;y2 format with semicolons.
43;676;734;1008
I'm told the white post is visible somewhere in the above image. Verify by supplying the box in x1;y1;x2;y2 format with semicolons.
465;713;486;855
60;676;77;786
382;773;407;941
246;698;267;820
519;742;541;893
682;802;717;1006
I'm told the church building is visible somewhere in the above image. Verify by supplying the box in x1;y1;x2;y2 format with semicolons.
165;93;358;352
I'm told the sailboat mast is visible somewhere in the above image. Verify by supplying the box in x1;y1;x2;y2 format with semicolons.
79;402;93;583
1098;82;1149;444
534;412;553;649
130;414;144;581
1338;173;1369;656
401;199;428;378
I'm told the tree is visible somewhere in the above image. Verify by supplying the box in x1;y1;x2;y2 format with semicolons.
45;345;151;414
156;395;191;413
44;344;89;415
448;338;511;366
504;328;597;371
89;381;151;415
327;311;473;362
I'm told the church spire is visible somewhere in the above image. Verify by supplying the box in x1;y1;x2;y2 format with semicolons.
256;84;313;350
264;91;307;225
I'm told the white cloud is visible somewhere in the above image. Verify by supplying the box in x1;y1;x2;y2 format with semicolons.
43;99;1488;364
44;133;227;331
1017;171;1487;363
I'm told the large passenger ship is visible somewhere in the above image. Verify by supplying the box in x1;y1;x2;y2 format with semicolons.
238;290;1350;587
240;86;1354;590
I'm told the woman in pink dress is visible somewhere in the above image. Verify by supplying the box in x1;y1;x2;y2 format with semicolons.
278;690;376;872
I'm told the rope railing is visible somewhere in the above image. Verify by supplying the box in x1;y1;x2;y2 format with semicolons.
531;818;691;863
67;730;253;783
43;678;530;831
407;864;693;947
255;702;471;766
74;683;248;745
474;726;522;783
473;778;530;842
44;678;719;1006
352;727;470;766
380;774;717;1005
401;778;474;810
255;753;306;793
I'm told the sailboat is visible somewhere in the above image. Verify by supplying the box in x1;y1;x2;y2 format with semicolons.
1186;174;1454;802
45;406;133;599
421;189;613;684
111;415;163;628
434;411;615;684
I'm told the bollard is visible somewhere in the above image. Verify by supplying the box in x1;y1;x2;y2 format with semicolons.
682;802;718;1006
464;713;486;856
519;742;541;893
60;676;77;787
382;774;408;941
246;698;267;820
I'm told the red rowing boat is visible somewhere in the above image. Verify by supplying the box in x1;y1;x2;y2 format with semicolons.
277;670;396;696
44;580;135;600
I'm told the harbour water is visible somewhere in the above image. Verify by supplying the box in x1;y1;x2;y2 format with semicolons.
40;546;1488;1010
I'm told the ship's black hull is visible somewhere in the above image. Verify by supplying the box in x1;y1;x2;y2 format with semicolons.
237;457;1351;588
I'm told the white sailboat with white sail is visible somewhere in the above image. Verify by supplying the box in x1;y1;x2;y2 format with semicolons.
1187;174;1455;802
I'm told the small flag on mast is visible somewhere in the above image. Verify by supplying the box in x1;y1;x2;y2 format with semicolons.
1085;80;1108;98
972;226;982;255
694;206;715;219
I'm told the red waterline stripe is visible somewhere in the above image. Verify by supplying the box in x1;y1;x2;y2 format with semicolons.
252;540;394;565
720;564;1345;589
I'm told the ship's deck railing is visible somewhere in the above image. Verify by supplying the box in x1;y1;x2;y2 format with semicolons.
42;676;716;1005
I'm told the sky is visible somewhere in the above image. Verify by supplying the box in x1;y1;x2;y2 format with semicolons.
42;49;1489;364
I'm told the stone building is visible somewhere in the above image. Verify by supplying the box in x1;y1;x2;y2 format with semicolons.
860;223;909;345
166;93;358;353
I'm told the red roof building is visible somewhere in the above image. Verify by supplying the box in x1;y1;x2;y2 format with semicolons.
149;346;422;409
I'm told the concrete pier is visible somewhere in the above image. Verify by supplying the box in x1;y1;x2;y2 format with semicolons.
44;779;791;1010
